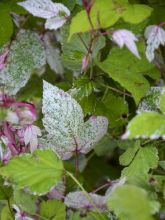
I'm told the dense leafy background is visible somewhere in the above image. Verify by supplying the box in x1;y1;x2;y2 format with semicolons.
0;0;165;219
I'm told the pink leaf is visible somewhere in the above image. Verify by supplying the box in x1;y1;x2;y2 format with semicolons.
112;29;140;59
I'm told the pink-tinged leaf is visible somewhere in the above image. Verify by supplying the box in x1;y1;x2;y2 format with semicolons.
18;0;70;30
80;116;109;154
24;125;41;152
145;25;165;62
13;204;34;220
47;180;65;200
112;29;140;59
64;191;107;212
81;55;90;71
0;50;9;70
45;16;68;30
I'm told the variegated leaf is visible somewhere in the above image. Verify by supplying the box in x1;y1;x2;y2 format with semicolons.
42;81;84;159
145;25;165;62
18;0;70;30
0;30;46;95
112;29;140;59
42;82;108;159
80;116;109;154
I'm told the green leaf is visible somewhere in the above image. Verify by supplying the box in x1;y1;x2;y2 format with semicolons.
56;0;76;10
119;141;140;166
108;185;155;220
14;189;37;214
121;145;159;183
97;43;156;104
40;200;66;220
69;0;152;40
0;3;13;46
94;136;117;156
0;149;64;195
102;91;128;128
69;211;108;220
62;29;105;72
122;4;153;24
73;76;94;101
123;112;165;139
1;205;13;220
0;179;13;200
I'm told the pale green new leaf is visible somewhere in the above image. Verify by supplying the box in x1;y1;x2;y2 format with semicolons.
123;112;165;139
0;149;63;195
122;4;152;24
69;0;152;40
0;30;46;95
40;200;66;220
108;185;154;220
121;145;158;183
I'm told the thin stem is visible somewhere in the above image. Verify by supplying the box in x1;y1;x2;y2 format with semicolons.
92;182;111;193
7;198;14;219
34;213;49;220
66;171;106;220
75;148;79;177
78;33;88;51
101;83;132;97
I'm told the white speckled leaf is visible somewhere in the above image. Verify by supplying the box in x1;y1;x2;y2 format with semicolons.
42;81;84;159
160;88;165;114
145;25;165;62
138;87;163;113
18;0;70;30
0;30;46;95
42;82;109;159
80;116;109;154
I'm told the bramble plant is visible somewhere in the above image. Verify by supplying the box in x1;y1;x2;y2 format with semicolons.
0;0;165;219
